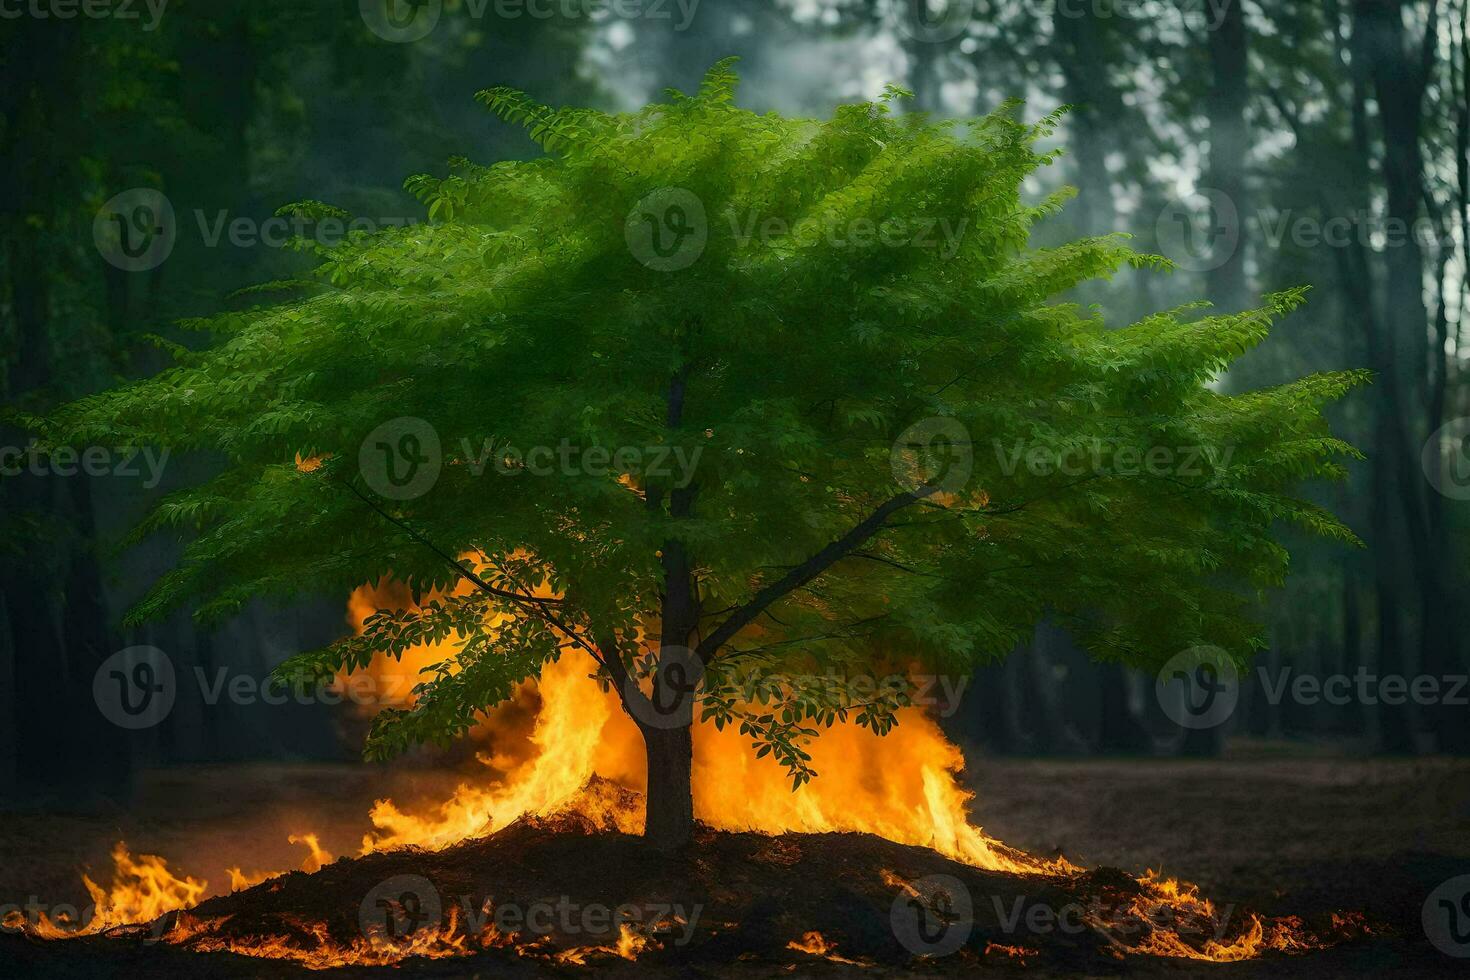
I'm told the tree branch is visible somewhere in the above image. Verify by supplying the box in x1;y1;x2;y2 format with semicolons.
335;475;613;675
336;476;561;608
694;487;938;663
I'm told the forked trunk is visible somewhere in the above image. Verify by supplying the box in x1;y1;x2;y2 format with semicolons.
641;722;694;852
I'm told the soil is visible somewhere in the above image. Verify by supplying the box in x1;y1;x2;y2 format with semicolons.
2;745;1467;977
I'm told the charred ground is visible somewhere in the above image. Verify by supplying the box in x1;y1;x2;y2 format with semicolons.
1;798;1463;976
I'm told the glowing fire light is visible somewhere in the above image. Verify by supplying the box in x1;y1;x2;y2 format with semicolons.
787;930;867;965
18;579;1351;967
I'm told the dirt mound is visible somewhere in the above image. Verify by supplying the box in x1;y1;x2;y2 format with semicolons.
0;783;1457;978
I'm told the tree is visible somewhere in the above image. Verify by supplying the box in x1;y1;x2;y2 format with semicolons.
30;62;1364;850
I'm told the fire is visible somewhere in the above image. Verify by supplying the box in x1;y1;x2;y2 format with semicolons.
787;930;867;965
552;924;651;965
180;908;476;969
169;904;652;970
226;834;336;892
345;578;1065;876
985;941;1039;963
19;578;1348;967
13;843;208;939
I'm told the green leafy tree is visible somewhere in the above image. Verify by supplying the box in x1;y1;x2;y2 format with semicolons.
33;61;1363;849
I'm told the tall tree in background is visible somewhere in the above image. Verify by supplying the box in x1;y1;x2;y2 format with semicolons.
0;3;600;801
1353;0;1441;752
1207;0;1252;314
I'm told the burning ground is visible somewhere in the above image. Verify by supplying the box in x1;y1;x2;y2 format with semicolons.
1;773;1463;979
3;760;1467;978
2;582;1467;976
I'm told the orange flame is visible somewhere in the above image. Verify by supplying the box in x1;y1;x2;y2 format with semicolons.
787;930;867;965
17;843;208;938
26;578;1341;966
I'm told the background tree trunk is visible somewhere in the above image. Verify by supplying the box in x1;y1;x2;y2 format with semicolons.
1206;0;1251;313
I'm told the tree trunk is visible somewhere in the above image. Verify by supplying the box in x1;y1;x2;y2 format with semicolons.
1354;0;1437;753
642;365;699;852
1053;2;1118;239
1206;0;1251;313
641;722;694;852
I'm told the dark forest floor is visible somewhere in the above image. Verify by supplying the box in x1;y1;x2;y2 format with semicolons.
2;743;1467;977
